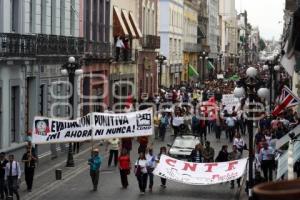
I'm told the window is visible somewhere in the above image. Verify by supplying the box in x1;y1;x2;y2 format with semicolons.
92;0;98;40
60;0;65;35
85;0;91;40
10;86;20;143
143;7;146;34
0;87;2;147
11;0;19;32
29;0;33;33
70;0;76;36
51;0;56;34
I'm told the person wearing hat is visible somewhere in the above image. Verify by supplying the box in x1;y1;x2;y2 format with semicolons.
88;148;102;191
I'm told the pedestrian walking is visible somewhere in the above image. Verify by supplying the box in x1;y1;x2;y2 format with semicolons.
172;108;184;137
229;145;242;189
88;149;102;191
118;149;131;189
233;133;246;154
0;153;8;200
190;144;203;163
215;145;229;162
159;113;169;141
259;142;275;182
158;147;167;188
134;152;148;195
121;138;132;156
22;145;37;192
146;149;157;192
225;114;236;142
106;138;120;167
137;136;149;154
203;141;215;162
5;154;21;200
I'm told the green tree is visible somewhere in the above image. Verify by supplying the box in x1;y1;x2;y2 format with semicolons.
259;39;266;51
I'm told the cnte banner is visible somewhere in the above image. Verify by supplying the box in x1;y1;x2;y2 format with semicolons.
154;155;247;185
32;109;153;144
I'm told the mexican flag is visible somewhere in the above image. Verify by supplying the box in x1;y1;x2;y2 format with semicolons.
188;65;199;77
206;61;215;71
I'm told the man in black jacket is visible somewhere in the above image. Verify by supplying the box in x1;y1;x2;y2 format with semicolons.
0;152;8;200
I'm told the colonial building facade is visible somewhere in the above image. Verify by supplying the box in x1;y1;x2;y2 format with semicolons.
0;0;83;150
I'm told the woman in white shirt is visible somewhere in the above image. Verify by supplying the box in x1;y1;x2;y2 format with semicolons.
233;132;246;154
135;152;148;195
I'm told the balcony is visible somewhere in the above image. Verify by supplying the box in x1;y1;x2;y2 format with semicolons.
184;43;202;53
84;41;113;60
141;35;160;49
112;47;137;63
0;33;84;58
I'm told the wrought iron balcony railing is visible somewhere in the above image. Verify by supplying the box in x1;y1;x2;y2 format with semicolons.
84;41;113;59
183;42;202;53
141;35;160;49
0;33;84;58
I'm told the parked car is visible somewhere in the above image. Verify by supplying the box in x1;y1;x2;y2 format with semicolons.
168;135;201;160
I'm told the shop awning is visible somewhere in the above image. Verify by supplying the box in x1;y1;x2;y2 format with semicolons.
113;6;129;37
128;11;142;38
121;9;136;38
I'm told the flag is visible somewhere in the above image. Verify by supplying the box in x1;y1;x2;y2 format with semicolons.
206;61;215;71
188;65;199;77
124;95;133;112
272;86;300;116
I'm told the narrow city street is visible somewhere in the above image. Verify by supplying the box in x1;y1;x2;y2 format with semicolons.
20;129;244;200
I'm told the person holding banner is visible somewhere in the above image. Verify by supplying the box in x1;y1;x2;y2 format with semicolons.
158;147;167;188
118;149;131;189
190;144;204;163
22;145;37;192
88;149;102;191
229;145;242;189
106;138;120;167
134;152;148;195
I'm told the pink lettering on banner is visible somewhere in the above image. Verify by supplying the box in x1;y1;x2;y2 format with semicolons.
226;161;238;171
204;163;218;172
165;159;176;167
182;163;197;172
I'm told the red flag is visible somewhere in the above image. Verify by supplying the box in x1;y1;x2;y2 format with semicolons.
272;86;300;116
125;95;133;109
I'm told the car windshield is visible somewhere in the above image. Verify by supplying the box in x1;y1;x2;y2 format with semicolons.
172;136;199;149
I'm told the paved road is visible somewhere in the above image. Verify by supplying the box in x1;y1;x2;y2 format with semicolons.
17;127;246;200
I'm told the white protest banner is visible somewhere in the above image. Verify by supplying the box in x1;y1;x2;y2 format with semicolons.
32;109;153;144
222;94;240;113
153;155;247;185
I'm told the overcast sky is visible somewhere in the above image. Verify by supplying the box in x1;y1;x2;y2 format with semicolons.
235;0;285;41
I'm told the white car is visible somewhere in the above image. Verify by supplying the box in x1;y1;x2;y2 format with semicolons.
168;135;201;159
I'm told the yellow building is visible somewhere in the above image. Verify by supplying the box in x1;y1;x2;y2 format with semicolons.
182;0;201;82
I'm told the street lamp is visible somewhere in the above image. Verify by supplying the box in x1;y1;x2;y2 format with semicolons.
155;54;167;87
234;66;269;200
61;56;83;167
262;61;280;109
218;54;223;72
199;51;208;81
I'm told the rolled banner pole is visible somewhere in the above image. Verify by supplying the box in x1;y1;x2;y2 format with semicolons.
287;139;294;180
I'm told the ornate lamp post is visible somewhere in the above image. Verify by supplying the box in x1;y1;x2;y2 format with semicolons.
61;56;83;167
199;51;208;81
155;54;168;87
262;61;280;110
218;53;223;72
234;67;270;200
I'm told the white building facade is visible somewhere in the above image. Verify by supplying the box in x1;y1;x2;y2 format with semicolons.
160;0;184;86
0;0;82;151
207;0;219;66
